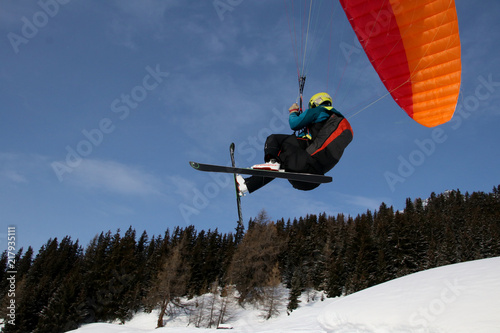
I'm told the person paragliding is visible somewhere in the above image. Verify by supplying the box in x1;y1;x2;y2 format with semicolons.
190;0;462;226
236;92;353;196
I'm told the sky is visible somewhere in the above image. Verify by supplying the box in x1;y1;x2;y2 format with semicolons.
1;0;499;253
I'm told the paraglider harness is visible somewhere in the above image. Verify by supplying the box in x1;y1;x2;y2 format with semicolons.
295;76;353;173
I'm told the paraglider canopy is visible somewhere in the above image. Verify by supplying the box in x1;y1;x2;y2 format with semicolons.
340;0;461;127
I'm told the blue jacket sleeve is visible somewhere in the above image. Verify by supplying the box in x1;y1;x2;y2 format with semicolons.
289;108;319;131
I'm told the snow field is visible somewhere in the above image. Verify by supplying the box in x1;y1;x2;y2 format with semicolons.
318;257;500;332
68;257;500;333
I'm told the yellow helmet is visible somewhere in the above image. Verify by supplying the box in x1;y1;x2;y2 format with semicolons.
308;92;332;109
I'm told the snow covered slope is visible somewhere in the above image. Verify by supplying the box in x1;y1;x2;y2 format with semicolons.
68;257;500;333
318;257;500;333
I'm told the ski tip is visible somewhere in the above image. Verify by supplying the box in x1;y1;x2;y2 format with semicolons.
189;161;200;169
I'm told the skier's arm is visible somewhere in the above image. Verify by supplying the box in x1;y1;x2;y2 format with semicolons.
289;108;319;131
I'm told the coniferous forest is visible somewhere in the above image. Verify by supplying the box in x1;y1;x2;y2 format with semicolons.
1;186;500;332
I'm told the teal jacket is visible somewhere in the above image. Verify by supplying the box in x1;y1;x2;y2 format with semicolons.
289;106;343;138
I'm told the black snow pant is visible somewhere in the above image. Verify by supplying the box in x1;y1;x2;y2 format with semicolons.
245;134;323;193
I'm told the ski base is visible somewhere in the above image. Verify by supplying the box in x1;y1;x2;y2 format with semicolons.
189;161;332;184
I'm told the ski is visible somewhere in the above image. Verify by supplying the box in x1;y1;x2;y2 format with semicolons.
189;161;332;184
230;143;243;225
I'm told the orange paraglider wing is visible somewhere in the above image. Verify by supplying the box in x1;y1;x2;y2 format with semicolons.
340;0;461;127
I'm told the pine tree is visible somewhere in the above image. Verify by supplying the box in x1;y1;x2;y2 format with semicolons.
346;212;378;293
235;219;245;245
287;268;302;313
80;231;113;322
189;229;207;296
110;226;143;322
11;237;81;333
35;266;84;332
4;185;500;330
17;246;34;279
0;251;8;300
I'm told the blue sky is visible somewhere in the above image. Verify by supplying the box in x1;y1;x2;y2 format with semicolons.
1;0;499;252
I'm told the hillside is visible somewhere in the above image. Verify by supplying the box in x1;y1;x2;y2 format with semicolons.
67;256;500;332
1;186;499;332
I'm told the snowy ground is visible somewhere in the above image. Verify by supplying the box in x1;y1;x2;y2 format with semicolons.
68;257;500;333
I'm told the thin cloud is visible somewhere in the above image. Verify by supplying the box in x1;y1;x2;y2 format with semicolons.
67;159;164;196
0;153;49;185
249;182;340;219
167;174;199;201
340;193;388;212
1;170;28;184
105;0;182;48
